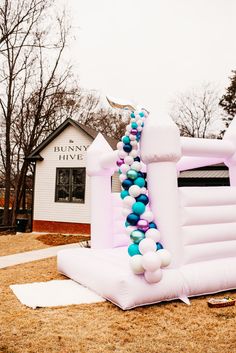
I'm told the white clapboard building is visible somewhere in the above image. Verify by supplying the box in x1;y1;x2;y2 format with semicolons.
28;118;120;234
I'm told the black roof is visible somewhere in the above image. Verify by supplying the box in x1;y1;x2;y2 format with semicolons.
27;118;118;161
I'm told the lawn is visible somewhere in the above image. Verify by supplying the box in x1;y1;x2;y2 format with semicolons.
0;234;236;353
0;233;90;256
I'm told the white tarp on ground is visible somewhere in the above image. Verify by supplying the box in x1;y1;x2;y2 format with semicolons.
10;280;105;309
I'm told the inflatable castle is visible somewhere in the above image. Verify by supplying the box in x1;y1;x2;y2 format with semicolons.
58;102;236;310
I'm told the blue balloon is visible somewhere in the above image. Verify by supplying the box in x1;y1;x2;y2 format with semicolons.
134;157;141;162
136;194;149;205
122;136;130;144
125;221;130;227
132;201;145;215
128;243;141;256
130;230;145;244
127;213;140;226
131;112;135;118
137;171;144;178
122;179;133;190
134;177;145;188
120;190;129;199
123;144;132;153
156;242;163;250
139;111;145;117
149;222;157;229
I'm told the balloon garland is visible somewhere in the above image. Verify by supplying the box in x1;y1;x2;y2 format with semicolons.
117;109;171;284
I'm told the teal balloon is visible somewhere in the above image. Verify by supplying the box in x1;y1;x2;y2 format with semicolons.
139;111;145;117
131;122;138;129
128;243;141;256
122;136;130;144
149;222;157;229
121;190;129;199
131;112;135;118
127;169;138;180
130;230;145;244
156;242;163;250
125;221;130;227
134;177;145;187
132;201;145;215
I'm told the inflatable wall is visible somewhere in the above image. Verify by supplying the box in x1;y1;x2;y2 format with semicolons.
58;113;236;310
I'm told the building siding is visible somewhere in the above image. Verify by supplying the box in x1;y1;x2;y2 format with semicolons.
34;125;92;224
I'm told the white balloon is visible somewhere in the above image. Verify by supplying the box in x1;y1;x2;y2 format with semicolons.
142;251;161;272
137;119;142;126
118;150;128;159
158;249;172;267
124;156;134;165
138;238;157;255
123;196;136;208
119;174;126;182
129;185;141;198
117;141;124;150
144;269;163;284
120;164;130;174
126;125;132;132
137;126;143;132
145;228;161;243
141;187;147;194
130;140;138;147
129;134;137;141
129;255;145;275
131;161;142;171
125;225;137;235
122;208;131;217
140;211;154;222
129;150;138;158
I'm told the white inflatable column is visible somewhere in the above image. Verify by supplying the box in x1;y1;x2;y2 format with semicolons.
223;116;236;186
87;133;116;249
141;114;183;267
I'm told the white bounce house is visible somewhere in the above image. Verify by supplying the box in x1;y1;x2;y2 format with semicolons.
58;107;236;310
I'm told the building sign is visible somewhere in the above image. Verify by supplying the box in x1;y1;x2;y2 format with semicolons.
53;143;90;161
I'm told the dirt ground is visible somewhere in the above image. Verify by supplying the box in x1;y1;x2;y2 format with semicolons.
1;234;236;352
0;233;90;256
0;256;236;353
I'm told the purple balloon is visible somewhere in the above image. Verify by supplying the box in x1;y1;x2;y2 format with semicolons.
130;129;138;135
137;219;149;232
116;159;124;167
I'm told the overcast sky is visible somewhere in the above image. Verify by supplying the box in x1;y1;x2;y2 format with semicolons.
64;0;236;114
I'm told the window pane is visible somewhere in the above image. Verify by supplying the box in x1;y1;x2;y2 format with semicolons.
56;185;70;201
71;168;85;203
58;169;70;185
72;168;85;184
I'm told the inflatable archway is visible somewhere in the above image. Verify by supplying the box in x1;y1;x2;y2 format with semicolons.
58;107;236;310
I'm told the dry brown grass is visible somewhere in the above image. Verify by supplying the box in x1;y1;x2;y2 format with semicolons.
0;233;50;256
0;256;236;353
0;233;90;256
36;233;90;246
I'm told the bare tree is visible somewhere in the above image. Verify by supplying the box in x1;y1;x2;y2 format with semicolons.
0;0;81;225
219;70;236;131
170;83;224;138
79;105;129;140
